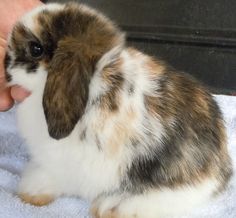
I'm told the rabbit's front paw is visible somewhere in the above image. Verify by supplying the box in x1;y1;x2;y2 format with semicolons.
18;193;54;206
18;164;57;206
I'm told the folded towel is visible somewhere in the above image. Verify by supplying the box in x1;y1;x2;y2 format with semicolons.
0;95;235;218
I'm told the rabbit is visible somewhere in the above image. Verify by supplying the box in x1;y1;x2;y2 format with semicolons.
4;2;232;218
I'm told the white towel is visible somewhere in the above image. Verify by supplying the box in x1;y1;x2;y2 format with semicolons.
0;95;235;218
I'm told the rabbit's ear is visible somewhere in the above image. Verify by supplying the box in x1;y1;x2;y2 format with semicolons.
42;39;93;140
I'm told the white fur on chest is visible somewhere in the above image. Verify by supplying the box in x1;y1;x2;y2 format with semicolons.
17;76;120;201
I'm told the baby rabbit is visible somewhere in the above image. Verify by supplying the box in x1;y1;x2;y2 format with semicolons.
4;2;232;218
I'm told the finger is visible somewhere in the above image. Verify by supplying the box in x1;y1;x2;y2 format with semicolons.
11;85;31;102
0;88;14;111
0;41;6;80
0;37;6;48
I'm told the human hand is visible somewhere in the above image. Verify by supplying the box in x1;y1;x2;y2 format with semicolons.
0;0;43;111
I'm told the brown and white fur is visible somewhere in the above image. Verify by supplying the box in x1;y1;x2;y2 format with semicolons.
4;2;232;218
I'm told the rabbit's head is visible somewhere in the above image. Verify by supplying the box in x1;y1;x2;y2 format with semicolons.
5;3;124;139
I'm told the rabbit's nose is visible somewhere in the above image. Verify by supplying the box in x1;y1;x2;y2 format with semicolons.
5;71;12;82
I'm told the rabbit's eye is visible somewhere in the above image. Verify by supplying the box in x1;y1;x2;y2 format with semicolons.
29;41;44;58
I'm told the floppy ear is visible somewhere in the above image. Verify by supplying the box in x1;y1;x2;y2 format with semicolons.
43;39;94;140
